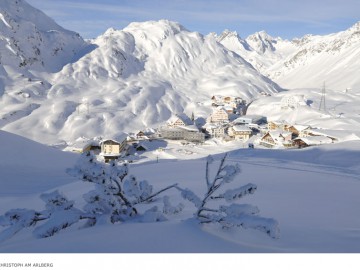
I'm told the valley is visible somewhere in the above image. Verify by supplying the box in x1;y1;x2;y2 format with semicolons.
0;0;360;258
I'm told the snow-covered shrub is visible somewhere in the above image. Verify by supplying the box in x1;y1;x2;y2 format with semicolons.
0;191;84;241
33;191;83;238
0;209;43;242
177;154;280;238
0;152;180;241
67;152;180;225
162;196;184;215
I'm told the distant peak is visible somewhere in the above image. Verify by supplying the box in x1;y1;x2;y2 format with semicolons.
125;19;187;33
103;27;118;35
247;30;275;41
216;29;241;42
222;29;238;36
349;21;360;31
245;31;279;54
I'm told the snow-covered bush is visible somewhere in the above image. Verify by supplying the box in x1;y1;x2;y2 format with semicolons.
67;152;180;224
0;152;180;241
177;154;280;238
0;190;84;241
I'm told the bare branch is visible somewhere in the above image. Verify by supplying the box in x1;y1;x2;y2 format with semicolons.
140;184;179;203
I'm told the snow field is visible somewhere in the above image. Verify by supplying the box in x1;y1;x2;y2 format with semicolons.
1;130;360;252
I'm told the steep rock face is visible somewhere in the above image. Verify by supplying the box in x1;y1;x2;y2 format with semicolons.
0;0;87;72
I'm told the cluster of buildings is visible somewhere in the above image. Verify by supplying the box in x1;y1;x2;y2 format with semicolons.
211;95;247;115
159;94;266;144
259;121;337;148
64;94;338;161
159;105;338;150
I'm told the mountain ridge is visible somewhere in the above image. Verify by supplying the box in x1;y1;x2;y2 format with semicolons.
1;0;359;145
217;21;360;90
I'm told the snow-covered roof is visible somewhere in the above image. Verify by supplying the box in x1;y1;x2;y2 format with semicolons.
179;125;199;132
213;107;228;113
203;122;226;130
232;115;266;124
64;137;99;151
232;125;252;132
291;124;310;131
271;131;292;137
167;113;193;125
265;131;292;144
101;133;127;144
306;129;339;140
160;126;184;132
295;136;333;145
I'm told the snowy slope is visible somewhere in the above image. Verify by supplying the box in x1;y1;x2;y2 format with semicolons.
1;13;282;144
1;131;360;252
218;22;360;91
268;22;360;90
247;87;360;141
0;0;87;72
0;130;78;195
213;30;296;75
0;0;91;145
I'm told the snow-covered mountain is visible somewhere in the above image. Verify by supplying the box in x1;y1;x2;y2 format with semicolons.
0;0;87;72
268;22;360;90
0;0;281;144
217;22;360;91
212;30;296;76
1;0;359;146
0;0;90;142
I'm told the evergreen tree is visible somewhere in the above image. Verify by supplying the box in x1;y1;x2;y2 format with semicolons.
0;152;181;241
177;154;280;238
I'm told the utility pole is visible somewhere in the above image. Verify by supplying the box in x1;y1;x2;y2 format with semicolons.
319;82;326;112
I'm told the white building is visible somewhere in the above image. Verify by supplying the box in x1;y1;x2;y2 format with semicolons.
100;133;128;162
228;125;252;141
260;131;293;148
232;115;267;126
204;123;226;138
160;126;205;143
208;107;229;123
167;113;193;127
281;95;307;109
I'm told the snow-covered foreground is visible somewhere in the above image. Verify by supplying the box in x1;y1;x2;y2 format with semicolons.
1;130;360;253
